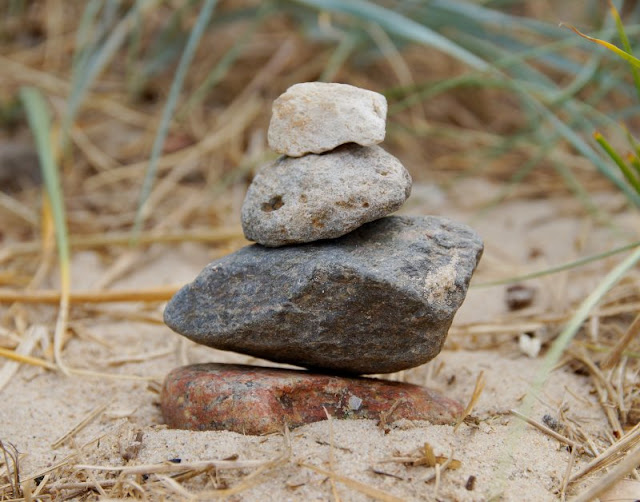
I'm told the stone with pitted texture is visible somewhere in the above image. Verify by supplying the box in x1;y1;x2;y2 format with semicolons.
268;82;387;157
161;363;463;435
164;215;483;375
241;144;411;247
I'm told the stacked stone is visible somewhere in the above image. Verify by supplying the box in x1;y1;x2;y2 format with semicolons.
161;82;484;435
241;82;411;247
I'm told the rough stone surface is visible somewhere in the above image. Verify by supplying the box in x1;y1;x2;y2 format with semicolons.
241;144;412;247
268;82;387;157
162;363;463;435
164;216;483;374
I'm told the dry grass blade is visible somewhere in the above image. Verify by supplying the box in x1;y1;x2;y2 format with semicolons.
103;345;174;366
377;398;405;432
561;440;577;501
323;407;341;502
569;422;640;483
510;409;578;450
0;347;57;371
454;370;485;431
380;443;461;469
76;456;282;475
145;427;292;500
51;401;110;449
50;479;118;492
300;463;404;502
423;449;459;484
66;368;160;382
571;348;624;437
2;227;243;260
68;125;121;172
0;192;37;226
84;96;262;190
0;285;180;304
0;54;148;127
0;441;21;499
155;474;193;499
601;312;640;369
0;447;85;493
0;326;52;392
571;442;640;502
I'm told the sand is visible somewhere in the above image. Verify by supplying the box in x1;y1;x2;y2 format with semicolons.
1;182;638;501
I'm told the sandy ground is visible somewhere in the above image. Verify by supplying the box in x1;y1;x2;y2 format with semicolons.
2;181;640;501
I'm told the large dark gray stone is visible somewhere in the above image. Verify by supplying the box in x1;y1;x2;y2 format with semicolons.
164;216;483;374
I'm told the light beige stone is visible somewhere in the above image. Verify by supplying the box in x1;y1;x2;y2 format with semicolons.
268;82;387;157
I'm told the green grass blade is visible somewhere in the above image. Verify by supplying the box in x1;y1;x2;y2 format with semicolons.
594;131;640;194
622;124;640;160
320;28;363;82
20;86;71;373
63;0;157;148
609;1;640;102
135;2;195;83
19;88;69;265
72;0;102;72
67;0;103;143
474;240;640;288
125;5;144;96
564;23;640;69
553;158;604;220
132;0;218;240
550;54;602;105
429;0;565;39
474;139;556;218
181;2;272;116
292;0;489;70
533;100;640;206
629;153;640;177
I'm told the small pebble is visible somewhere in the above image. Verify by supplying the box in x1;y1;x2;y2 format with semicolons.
518;333;541;358
505;284;535;310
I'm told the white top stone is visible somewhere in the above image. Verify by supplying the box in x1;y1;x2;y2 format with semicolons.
268;82;387;157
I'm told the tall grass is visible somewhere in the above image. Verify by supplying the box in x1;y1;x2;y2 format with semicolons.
7;0;637;221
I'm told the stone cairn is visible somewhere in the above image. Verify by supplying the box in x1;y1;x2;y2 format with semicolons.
161;82;484;435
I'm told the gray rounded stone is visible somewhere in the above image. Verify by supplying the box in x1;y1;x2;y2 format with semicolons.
241;144;412;247
164;215;484;375
268;82;387;157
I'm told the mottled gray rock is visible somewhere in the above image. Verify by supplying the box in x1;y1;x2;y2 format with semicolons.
164;216;483;375
268;82;387;157
241;144;412;247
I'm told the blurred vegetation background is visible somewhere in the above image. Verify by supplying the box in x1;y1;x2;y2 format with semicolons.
4;1;640;333
3;0;640;240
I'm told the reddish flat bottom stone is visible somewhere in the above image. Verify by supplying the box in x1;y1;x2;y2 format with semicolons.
161;363;463;435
